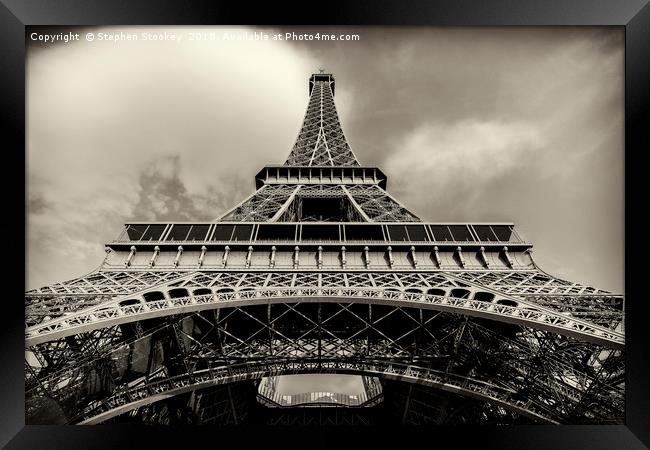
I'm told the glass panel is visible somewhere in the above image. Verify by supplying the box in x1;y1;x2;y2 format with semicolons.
186;225;210;241
473;225;498;241
166;224;191;241
140;224;166;241
212;225;235;241
429;225;453;241
301;224;339;241
231;225;254;241
125;224;148;240
405;225;428;241
387;225;408;241
257;224;296;241
345;225;384;241
448;225;474;241
491;225;515;242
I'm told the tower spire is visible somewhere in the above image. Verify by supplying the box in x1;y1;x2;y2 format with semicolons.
284;72;360;167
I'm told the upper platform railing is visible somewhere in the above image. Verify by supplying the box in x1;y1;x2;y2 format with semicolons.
255;165;387;189
112;222;526;246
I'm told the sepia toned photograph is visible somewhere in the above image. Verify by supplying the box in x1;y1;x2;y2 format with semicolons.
25;25;624;426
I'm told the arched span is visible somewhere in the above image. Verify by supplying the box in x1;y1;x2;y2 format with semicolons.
74;359;558;425
26;288;624;349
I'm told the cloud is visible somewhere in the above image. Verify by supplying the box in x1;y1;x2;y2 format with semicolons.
26;26;319;289
384;119;544;217
26;26;624;295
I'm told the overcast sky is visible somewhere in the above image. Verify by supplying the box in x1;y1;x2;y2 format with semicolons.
27;25;623;397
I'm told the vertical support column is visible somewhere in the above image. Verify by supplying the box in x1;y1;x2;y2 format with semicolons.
293;246;300;269
432;245;441;268
502;246;514;268
317;303;322;367
198;245;207;267
245;246;253;268
267;303;273;356
479;246;490;268
222;246;230;268
456;246;465;268
410;246;418;268
269;246;277;268
367;304;372;357
174;246;183;267
387;246;394;269
125;245;136;267
149;246;160;267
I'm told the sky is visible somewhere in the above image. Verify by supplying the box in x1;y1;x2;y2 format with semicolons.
27;25;623;294
27;26;624;395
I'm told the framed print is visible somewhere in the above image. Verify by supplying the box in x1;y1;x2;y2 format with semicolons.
2;1;649;448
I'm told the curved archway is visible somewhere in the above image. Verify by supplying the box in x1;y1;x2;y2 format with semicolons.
118;299;141;307
75;360;558;425
193;288;212;296
25;287;624;349
450;288;471;299
474;292;495;303
168;288;189;299
427;288;446;296
143;291;165;302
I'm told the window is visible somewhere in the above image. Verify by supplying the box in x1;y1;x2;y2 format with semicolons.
345;225;384;241
232;225;254;241
301;224;340;241
141;224;166;241
429;225;453;241
405;225;428;241
491;225;515;242
166;225;191;241
168;288;189;299
186;225;210;241
125;224;148;240
448;225;473;241
387;225;408;241
257;224;296;241
473;225;498;241
213;225;235;241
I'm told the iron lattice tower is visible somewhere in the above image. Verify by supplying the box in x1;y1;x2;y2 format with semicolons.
25;73;624;425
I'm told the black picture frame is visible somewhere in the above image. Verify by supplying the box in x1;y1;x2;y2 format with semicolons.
2;1;648;448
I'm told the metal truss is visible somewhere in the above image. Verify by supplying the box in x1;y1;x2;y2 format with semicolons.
218;183;421;223
220;185;298;222
26;298;623;425
345;185;420;222
257;386;381;408
107;378;533;425
26;269;612;306
381;379;533;425
25;270;624;348
26;271;185;296
285;78;359;167
256;372;384;409
67;359;563;424
103;381;256;425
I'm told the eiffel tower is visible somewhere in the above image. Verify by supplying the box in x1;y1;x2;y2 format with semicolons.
25;72;624;425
